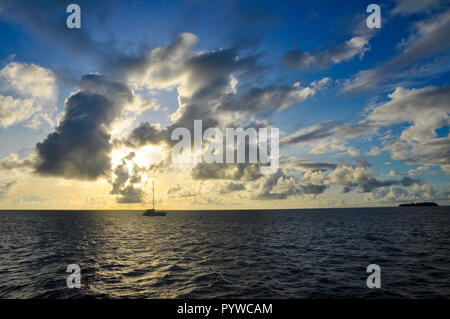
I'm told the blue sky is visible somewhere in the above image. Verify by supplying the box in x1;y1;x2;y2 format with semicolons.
0;0;449;209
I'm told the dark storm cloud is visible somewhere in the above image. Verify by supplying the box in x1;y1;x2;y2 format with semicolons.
34;74;132;180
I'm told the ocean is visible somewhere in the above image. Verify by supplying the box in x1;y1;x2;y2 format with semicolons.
0;207;449;298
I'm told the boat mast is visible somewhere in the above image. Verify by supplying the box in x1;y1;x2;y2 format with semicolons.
153;180;155;210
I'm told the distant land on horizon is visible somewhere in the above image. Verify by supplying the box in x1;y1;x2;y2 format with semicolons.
399;202;439;207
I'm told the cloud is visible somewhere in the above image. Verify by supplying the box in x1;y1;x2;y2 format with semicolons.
120;35;320;156
283;84;449;175
283;36;370;70
188;156;422;201
280;120;370;157
343;10;450;92
166;47;264;132
367;86;449;134
303;160;420;193
408;166;429;176
0;62;57;128
310;139;361;157
249;158;424;200
125;94;159;115
219;182;245;194
125;122;169;147
191;162;262;181
255;169;327;200
192;195;223;206
12;194;47;205
369;183;449;203
0;152;35;170
392;0;444;16
281;120;371;145
0;95;34;128
116;37;261;145
367;86;450;172
166;184;197;198
34;74;132;180
280;157;337;171
0;180;16;198
221;81;319;113
281;121;339;144
388;170;403;176
115;185;144;203
109;152;151;203
105;33;199;87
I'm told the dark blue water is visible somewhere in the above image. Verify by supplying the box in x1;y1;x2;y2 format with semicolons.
0;207;449;298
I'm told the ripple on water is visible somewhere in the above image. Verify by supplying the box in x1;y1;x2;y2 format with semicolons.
0;207;449;298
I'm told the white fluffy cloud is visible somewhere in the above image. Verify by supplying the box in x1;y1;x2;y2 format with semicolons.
367;86;450;172
367;86;449;140
0;62;57;128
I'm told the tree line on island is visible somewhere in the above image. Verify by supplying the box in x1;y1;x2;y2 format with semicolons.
399;202;439;207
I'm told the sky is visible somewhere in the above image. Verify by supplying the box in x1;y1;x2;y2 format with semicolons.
0;0;449;209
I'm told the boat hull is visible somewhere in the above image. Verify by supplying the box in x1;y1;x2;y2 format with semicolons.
143;210;167;216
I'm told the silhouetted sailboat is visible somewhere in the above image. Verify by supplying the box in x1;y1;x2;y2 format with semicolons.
143;181;167;216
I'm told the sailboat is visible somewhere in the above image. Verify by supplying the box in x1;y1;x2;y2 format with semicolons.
143;181;167;216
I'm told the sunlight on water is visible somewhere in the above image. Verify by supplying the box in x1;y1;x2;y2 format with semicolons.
0;208;449;298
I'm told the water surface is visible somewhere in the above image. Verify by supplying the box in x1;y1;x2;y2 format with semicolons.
0;207;449;298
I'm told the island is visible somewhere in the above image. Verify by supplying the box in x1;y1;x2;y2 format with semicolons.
399;202;439;207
